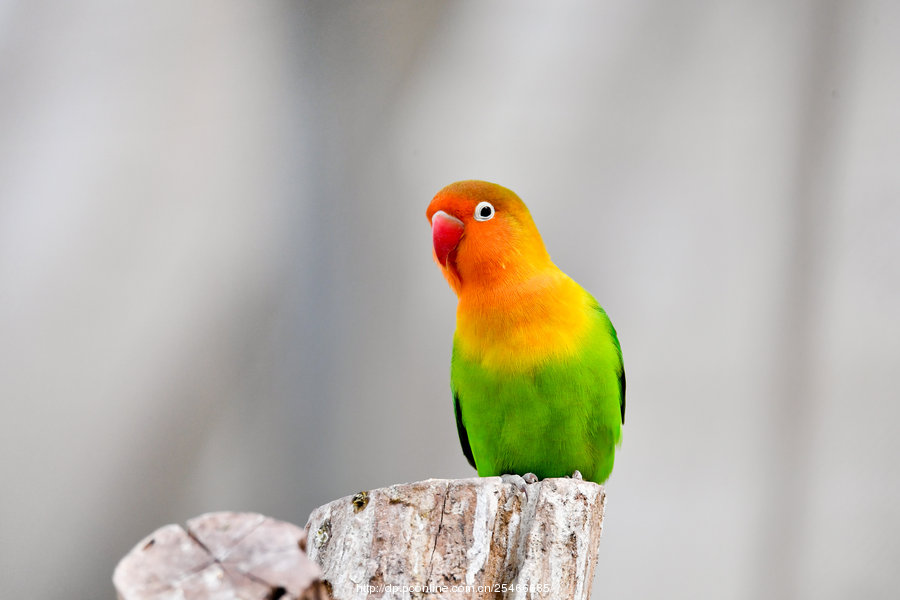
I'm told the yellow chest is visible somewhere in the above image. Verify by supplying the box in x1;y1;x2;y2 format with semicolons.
454;271;593;371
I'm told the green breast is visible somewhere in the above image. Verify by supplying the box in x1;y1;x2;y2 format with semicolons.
450;303;624;484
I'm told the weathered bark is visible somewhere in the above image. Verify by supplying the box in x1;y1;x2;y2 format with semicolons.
305;476;606;600
113;512;330;599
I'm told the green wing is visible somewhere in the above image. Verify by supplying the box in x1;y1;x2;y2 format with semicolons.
593;301;626;425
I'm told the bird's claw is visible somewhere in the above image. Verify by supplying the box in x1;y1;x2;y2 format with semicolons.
501;472;538;497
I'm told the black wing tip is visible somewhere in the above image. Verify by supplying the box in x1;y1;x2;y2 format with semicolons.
454;392;477;469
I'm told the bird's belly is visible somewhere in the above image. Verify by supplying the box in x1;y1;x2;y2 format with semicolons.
455;358;620;484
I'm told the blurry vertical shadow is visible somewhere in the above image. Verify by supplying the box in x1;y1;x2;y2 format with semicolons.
756;1;857;598
276;1;448;513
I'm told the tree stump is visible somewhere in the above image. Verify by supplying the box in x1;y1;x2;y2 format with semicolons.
305;476;606;600
113;512;330;599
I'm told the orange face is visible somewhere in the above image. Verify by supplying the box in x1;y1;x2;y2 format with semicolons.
426;181;550;295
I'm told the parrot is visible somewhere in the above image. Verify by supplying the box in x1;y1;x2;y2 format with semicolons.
426;180;625;485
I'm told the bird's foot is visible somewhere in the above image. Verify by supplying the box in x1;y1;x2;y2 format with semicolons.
569;470;583;480
501;472;538;497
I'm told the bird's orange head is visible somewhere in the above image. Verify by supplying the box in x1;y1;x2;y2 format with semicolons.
426;180;551;295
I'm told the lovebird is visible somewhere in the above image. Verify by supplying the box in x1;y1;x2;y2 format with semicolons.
427;181;625;485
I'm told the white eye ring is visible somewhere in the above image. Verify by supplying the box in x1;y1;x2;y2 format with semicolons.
474;201;495;222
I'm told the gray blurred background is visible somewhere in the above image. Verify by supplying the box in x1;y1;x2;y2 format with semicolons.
1;1;898;598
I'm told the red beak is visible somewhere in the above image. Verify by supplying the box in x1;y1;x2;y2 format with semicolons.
431;210;464;267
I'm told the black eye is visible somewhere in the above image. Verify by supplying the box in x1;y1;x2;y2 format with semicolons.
474;201;495;222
